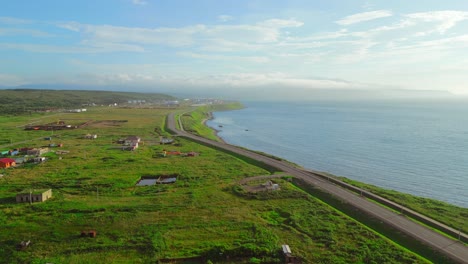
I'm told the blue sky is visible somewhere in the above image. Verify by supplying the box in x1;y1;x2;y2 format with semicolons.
1;0;468;98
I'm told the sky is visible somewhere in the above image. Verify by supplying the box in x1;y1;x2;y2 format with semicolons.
1;0;468;99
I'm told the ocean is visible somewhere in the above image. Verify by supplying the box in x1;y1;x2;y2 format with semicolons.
206;100;468;208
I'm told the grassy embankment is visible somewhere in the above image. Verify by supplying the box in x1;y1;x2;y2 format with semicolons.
338;177;468;234
180;102;243;141
0;104;432;263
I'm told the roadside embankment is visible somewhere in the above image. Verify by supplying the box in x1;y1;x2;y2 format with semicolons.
304;169;468;244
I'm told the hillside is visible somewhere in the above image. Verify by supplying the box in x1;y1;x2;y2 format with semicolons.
0;89;176;114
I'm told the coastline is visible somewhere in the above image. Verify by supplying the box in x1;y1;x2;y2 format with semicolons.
203;111;226;143
169;111;468;262
202;103;468;234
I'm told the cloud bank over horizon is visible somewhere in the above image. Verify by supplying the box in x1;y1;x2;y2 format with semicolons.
1;1;468;98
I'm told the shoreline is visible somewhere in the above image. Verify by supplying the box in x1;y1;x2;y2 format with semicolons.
203;105;467;220
205;103;467;209
203;111;226;143
168;112;468;261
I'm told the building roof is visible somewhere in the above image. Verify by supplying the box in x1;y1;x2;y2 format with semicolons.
0;158;16;163
282;244;292;254
17;189;51;195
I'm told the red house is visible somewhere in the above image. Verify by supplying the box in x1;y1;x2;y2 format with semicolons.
0;158;16;168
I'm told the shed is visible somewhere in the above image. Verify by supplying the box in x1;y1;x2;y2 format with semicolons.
84;134;98;139
125;136;141;145
33;157;46;163
281;244;301;264
0;158;16;168
14;157;27;164
27;148;49;156
16;189;52;203
81;230;97;238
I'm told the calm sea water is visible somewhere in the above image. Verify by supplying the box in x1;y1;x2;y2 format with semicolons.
207;100;468;208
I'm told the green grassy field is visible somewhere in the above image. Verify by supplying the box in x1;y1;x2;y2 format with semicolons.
338;177;468;234
0;105;445;263
0;89;175;115
180;102;243;141
182;102;468;240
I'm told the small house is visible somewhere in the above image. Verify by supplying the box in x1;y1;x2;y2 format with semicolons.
17;240;31;251
186;151;199;157
84;134;98;139
19;148;33;154
263;180;280;191
81;230;96;238
16;189;52;203
33;157;46;163
0;158;16;168
124;136;141;145
14;157;27;164
282;245;301;264
27;148;49;156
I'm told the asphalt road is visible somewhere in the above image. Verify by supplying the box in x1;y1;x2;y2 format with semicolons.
167;112;468;264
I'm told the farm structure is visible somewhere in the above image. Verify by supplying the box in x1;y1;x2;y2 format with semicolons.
0;158;16;168
83;134;98;139
81;230;97;238
16;189;52;203
282;245;301;264
26;148;49;156
121;136;141;151
24;120;92;131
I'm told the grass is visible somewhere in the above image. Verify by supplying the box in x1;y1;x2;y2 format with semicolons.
338;177;468;234
180;103;244;141
0;103;451;263
0;89;175;114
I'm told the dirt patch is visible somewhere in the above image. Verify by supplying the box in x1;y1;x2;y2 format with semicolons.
90;120;128;128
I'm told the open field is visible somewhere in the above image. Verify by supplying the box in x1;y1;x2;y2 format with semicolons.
0;105;449;263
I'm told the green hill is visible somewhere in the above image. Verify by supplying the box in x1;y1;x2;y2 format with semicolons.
0;89;176;114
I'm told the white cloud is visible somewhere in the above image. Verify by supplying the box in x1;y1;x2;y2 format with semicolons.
0;42;144;53
32;67;361;93
258;18;304;28
132;0;147;5
57;18;304;51
57;21;81;32
0;28;53;37
336;10;393;26
177;51;270;63
218;15;233;22
0;16;32;24
405;11;468;34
